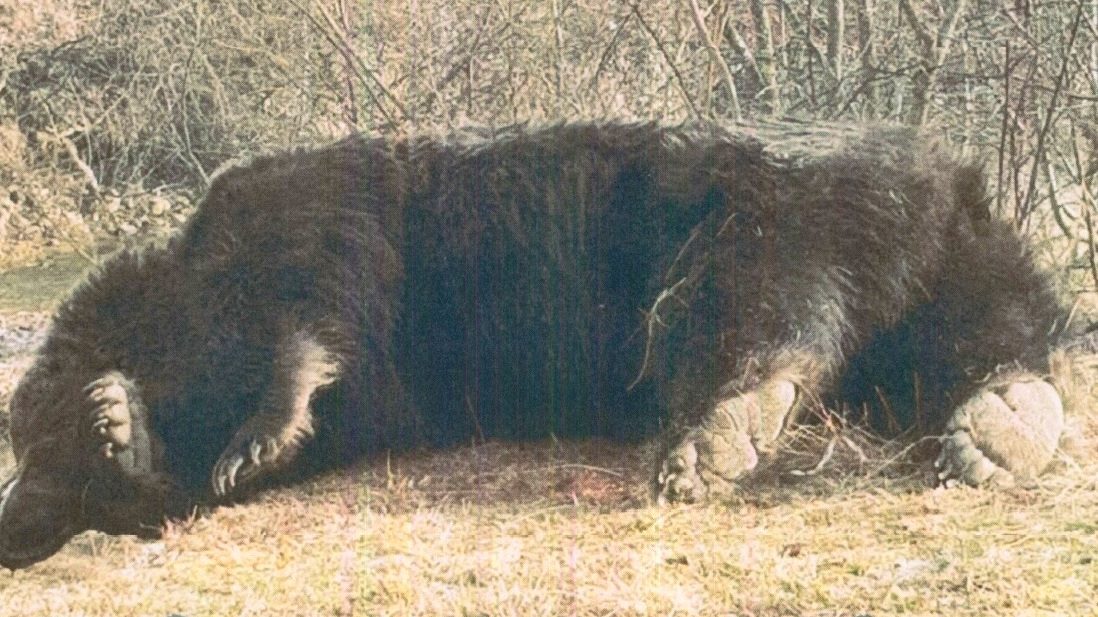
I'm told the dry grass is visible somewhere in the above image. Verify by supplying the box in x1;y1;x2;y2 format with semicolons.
2;269;1098;616
2;433;1097;616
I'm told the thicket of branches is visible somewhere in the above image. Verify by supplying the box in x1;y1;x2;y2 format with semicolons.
1;0;1097;281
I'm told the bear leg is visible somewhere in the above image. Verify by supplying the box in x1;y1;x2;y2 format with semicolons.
212;330;341;497
657;377;799;504
936;375;1064;487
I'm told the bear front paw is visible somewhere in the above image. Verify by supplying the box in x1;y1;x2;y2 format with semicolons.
212;412;313;498
84;372;135;459
656;379;797;504
936;377;1063;488
656;423;759;505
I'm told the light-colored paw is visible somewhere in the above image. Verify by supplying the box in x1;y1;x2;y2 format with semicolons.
84;372;158;477
936;377;1063;487
657;379;797;504
85;373;133;458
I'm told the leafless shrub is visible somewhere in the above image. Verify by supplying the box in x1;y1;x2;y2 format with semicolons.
0;0;1096;286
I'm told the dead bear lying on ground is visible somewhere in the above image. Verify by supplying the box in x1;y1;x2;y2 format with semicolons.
0;121;1074;569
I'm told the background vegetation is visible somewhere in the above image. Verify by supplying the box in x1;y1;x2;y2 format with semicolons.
1;0;1097;275
2;1;1098;615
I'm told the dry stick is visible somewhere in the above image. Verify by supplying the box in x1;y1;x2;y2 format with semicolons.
285;0;402;128
39;125;111;263
750;0;779;114
897;0;932;51
551;0;565;105
996;41;1011;219
464;394;486;444
839;434;868;463
589;12;633;93
1084;209;1098;292
866;436;939;480
806;0;817;107
900;0;970;125
788;436;837;476
664;228;700;285
626;223;707;386
35;208;98;266
420;19;504;115
1045;152;1074;239
723;16;764;89
697;13;717;110
1061;296;1083;339
1019;0;1085;223
874;385;900;436
552;463;624;478
1070;128;1098;290
998;6;1042;51
1011;62;1033;223
1007;55;1039;224
44;130;98;193
313;0;408;119
825;0;843;82
627;1;701;119
338;0;359;129
179;43;211;186
855;0;878;112
775;0;828;75
628;277;688;391
686;0;741;120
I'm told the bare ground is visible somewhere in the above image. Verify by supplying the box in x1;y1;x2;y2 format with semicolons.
1;260;1096;617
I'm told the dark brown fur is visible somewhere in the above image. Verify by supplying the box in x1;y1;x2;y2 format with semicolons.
0;121;1066;568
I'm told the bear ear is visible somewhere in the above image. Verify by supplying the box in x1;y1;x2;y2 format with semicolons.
0;468;83;570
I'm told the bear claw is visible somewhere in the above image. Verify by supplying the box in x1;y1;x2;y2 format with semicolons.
657;438;706;505
212;436;282;497
84;373;133;457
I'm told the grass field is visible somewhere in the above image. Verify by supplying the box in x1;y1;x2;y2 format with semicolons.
1;258;1097;617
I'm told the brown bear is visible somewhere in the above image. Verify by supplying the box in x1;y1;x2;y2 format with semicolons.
0;121;1071;569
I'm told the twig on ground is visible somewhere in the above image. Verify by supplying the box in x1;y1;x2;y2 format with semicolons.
789;436;838;476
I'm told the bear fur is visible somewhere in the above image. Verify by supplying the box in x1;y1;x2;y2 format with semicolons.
0;121;1069;568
